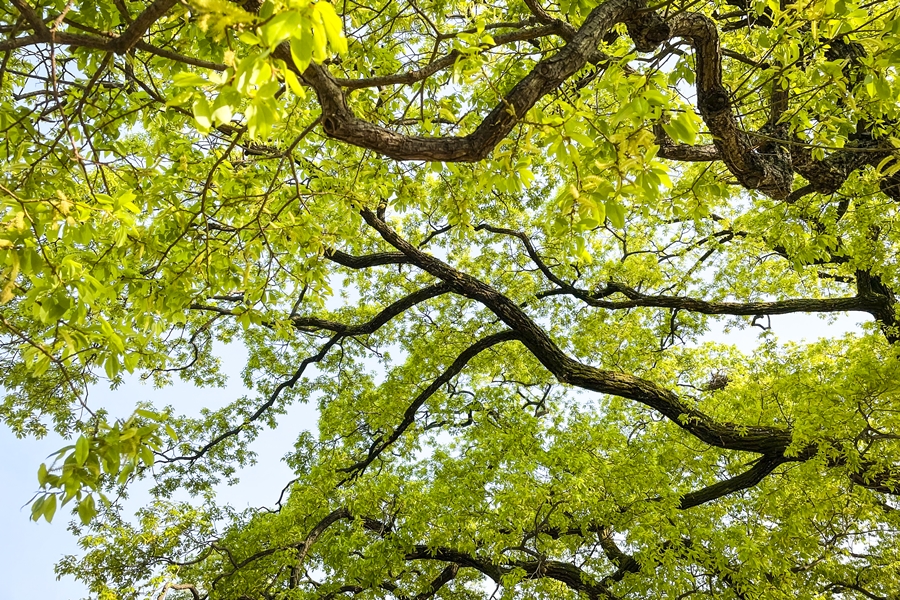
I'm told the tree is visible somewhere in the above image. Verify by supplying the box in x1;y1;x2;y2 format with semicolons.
2;0;900;597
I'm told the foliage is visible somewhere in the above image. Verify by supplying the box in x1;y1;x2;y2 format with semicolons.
2;0;900;598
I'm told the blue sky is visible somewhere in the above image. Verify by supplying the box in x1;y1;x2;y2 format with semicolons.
1;343;317;599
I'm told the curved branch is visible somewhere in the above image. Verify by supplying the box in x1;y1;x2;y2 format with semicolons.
172;283;452;462
360;207;793;457
476;224;884;320
666;12;792;198
3;0;178;53
109;0;178;53
406;545;616;599
678;454;786;509
292;282;450;334
846;460;900;495
164;583;201;600
213;507;356;589
277;1;797;199
340;330;523;476
284;0;642;162
7;0;892;204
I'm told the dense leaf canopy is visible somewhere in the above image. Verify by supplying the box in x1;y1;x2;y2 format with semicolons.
2;0;900;598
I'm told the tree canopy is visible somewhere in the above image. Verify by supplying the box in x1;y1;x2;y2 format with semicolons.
2;0;900;597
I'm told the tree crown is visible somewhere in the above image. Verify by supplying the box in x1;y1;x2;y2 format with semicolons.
2;0;900;598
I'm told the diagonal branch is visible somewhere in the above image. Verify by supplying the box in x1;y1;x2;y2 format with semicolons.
412;564;459;600
108;0;178;53
9;0;48;34
339;330;523;476
292;282;451;335
677;454;787;509
172;283;452;462
360;207;793;456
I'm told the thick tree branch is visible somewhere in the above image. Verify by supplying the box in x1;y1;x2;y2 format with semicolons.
283;0;641;162
278;1;798;198
665;13;793;198
539;284;889;318
7;0;895;204
109;0;178;53
3;0;178;53
678;454;786;509
654;122;721;161
8;0;47;35
292;283;451;335
406;545;617;599
323;248;409;269
360;208;794;456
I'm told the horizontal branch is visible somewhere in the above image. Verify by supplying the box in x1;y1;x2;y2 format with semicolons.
406;545;616;598
334;23;567;90
657;142;721;162
2;0;177;53
323;248;409;269
538;284;888;317
474;224;879;321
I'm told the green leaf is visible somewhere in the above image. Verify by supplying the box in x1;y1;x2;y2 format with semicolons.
172;71;210;87
283;68;306;97
310;11;328;62
260;11;303;49
239;31;261;46
605;201;626;228
104;354;121;380
140;446;155;467
31;496;45;522
290;32;314;73
661;109;698;145
211;100;233;127
76;495;96;525
192;97;213;133
135;409;163;422
42;493;57;523
75;435;89;467
37;463;49;486
316;2;347;54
